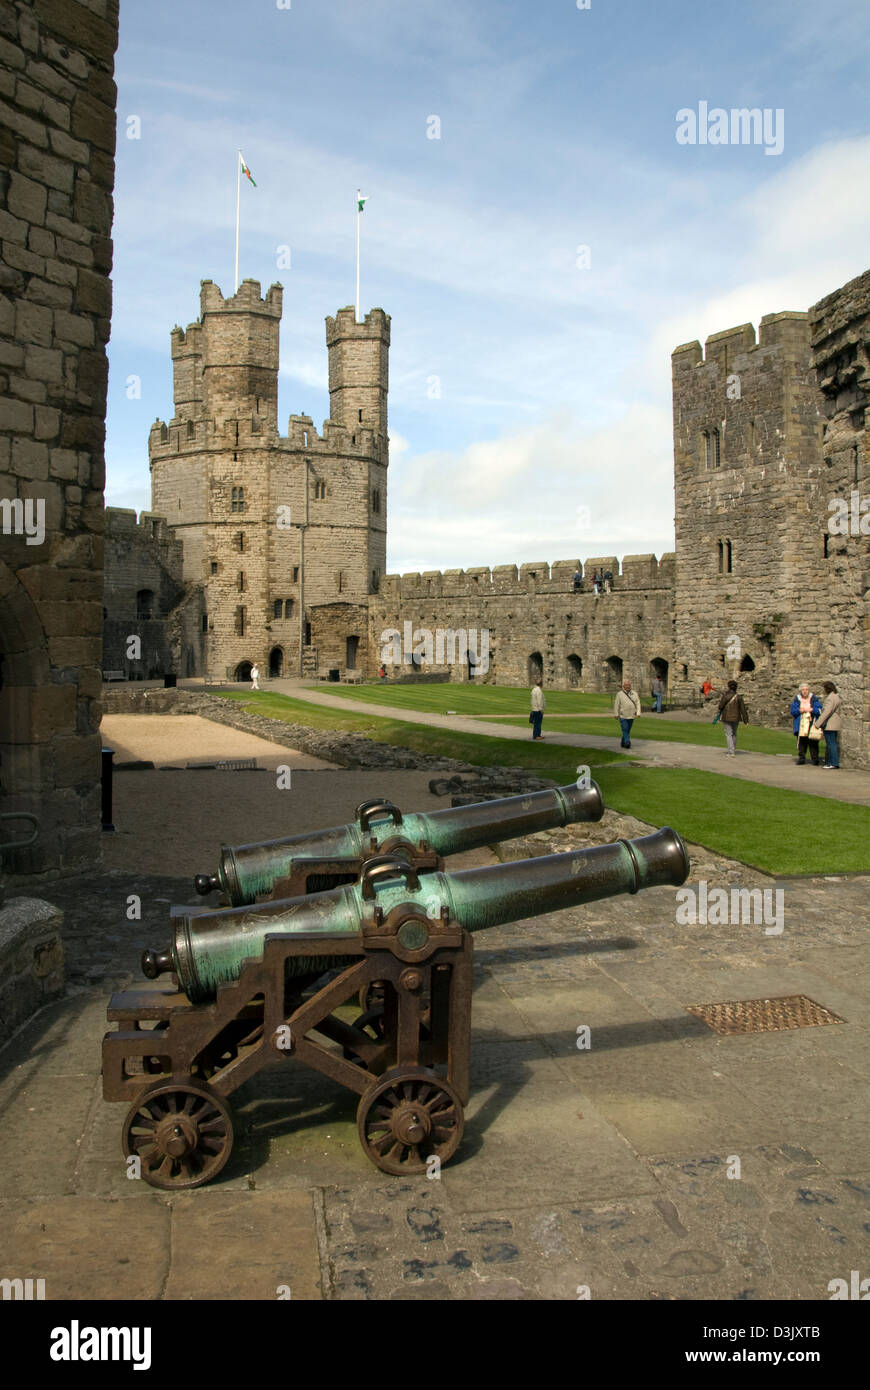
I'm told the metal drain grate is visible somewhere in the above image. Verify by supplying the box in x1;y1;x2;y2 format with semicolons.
686;994;845;1036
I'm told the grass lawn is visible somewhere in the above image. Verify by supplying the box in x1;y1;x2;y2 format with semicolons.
302;682;616;715
216;691;626;771
215;692;870;876
495;715;796;756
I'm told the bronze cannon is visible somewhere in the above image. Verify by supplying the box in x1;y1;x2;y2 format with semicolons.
103;827;689;1189
192;780;605;904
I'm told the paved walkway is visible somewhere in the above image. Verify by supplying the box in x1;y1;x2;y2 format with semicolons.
261;679;870;807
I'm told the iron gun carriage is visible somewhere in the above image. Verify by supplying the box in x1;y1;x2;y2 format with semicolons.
103;826;690;1189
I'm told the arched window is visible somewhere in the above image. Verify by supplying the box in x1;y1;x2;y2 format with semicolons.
740;654;755;672
273;599;283;619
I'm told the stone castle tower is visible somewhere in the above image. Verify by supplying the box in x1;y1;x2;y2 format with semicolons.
670;269;869;764
148;279;389;679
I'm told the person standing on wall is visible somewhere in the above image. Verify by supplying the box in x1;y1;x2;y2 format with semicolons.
572;568;582;593
716;678;748;756
614;679;641;748
603;570;613;594
790;682;822;765
816;681;842;769
530;679;545;739
251;663;260;691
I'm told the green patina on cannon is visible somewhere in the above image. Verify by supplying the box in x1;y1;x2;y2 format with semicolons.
103;823;689;1190
193;781;605;905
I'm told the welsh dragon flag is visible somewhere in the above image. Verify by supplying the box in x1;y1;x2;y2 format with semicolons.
240;153;257;187
358;193;368;212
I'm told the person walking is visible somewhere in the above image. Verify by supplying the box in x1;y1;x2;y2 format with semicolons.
790;682;822;765
716;678;748;756
816;681;842;769
592;571;600;598
651;675;665;713
378;663;387;682
614;679;641;748
530;679;545;739
251;663;260;691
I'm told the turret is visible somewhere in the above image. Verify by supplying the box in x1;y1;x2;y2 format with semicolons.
325;306;390;446
195;278;283;432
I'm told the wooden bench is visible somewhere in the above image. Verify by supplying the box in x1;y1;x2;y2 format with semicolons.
102;670;125;682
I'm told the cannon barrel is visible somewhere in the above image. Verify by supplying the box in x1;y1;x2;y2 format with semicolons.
147;827;689;1003
195;781;605;904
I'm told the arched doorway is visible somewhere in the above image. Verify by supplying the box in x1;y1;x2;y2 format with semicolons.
269;646;284;678
649;657;668;685
604;655;623;689
740;654;756;672
528;651;543;683
235;660;253;682
567;654;583;687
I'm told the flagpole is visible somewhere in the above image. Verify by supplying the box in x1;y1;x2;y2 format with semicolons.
234;150;241;294
355;188;361;322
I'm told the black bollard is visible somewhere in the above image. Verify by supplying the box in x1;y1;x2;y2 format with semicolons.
101;746;115;832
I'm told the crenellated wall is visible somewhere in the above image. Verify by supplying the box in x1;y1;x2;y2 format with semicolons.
371;556;676;690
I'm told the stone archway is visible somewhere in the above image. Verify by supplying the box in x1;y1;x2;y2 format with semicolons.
269;646;284;678
528;651;543;683
604;655;623;690
235;660;253;682
567;654;583;687
649;657;669;685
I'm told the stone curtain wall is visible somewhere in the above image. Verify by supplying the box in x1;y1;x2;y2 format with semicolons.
0;0;118;881
150;282;389;680
370;557;675;691
672;291;869;764
810;270;870;767
101;507;204;678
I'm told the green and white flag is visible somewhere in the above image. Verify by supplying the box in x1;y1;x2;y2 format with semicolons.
240;152;257;187
358;193;368;212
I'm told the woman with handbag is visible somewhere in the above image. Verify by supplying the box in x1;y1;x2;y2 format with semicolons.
816;681;842;769
790;683;822;765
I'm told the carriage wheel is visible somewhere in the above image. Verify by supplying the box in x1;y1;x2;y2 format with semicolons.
357;1067;463;1175
123;1080;234;1190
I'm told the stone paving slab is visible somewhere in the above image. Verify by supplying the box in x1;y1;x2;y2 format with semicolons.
2;754;869;1300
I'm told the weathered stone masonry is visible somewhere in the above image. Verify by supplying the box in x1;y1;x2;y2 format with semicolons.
0;0;119;882
148;280;388;682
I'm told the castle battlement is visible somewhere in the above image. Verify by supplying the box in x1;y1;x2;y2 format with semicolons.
379;554;676;601
672;311;810;371
325;306;391;345
199;278;283;318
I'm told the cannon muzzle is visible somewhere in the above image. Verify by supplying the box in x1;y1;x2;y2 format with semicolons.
194;781;605;905
148;827;689;1002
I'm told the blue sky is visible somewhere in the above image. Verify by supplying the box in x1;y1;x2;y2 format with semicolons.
107;0;870;574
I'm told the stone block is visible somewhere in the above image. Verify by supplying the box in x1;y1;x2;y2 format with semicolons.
0;898;65;1044
0;207;27;244
3;243;45;275
28;225;56;256
54;309;94;346
49;447;79;480
15;77;71;129
70;90;116;153
0;398;34;433
34;406;60;440
0;683;76;745
53;732;102;789
23;275;72;308
24;344;64;383
23;59;76;102
11;436;50;479
0;97;49;147
47;127;89;164
15;298;53;347
18;143;75;194
75;266;112;316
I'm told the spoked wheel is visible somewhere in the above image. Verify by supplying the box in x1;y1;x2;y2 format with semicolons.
122;1081;234;1190
357;1067;464;1175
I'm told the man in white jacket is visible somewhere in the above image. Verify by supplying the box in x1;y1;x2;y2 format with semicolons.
614;679;641;748
530;680;545;739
